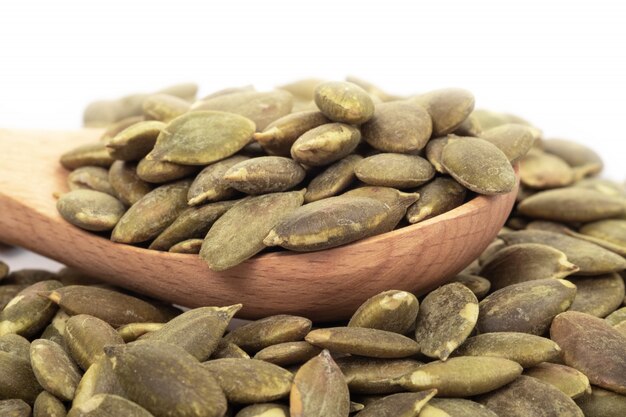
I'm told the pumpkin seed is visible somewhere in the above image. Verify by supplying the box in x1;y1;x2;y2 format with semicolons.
419;398;498;417
355;153;436;189
143;93;190;122
30;339;82;401
576;387;626;417
409;88;475;136
291;123;361;167
568;274;625;317
349;290;419;335
224;315;312;353
67;393;154;417
64;314;124;371
406;177;467;224
68;166;116;196
354;390;436;417
304;154;362;203
335;357;423;395
223;156;306;194
212;340;251;360
168;239;203;254
187;156;249;205
61;143;115;170
425;137;451;174
106;120;164;161
449;274;491;300
117;322;164;343
0;351;42;404
542;138;603;178
480;123;537;163
524;362;591;399
107;161;152;205
314;81;375;124
253;110;329;156
136;157;198;184
235;403;290;417
254;341;322;367
0;399;32;417
57;190;126;232
33;391;66;417
0;333;30;360
579;219;626;249
519;150;575;189
72;355;124;409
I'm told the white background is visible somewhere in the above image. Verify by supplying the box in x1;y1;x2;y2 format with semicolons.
1;0;625;270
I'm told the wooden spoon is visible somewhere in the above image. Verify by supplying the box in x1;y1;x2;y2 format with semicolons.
0;128;518;321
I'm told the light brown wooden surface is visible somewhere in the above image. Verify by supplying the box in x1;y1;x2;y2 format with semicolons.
0;128;518;321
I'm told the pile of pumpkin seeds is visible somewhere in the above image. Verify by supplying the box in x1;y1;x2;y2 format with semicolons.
57;79;542;271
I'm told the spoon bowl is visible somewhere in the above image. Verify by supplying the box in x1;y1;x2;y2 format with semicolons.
0;128;518;321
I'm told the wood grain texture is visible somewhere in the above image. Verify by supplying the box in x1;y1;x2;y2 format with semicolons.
0;128;518;321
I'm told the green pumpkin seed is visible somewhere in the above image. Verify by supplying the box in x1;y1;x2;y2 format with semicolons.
187;156;249;205
576;387;626;417
500;230;626;275
106;120;164;161
477;238;506;266
479;243;579;291
61;143;115;170
105;340;227;417
314;81;375;124
519;150;575;189
336;357;423;395
425;137;451;174
147;111;256;165
72;356;124;409
449;274;491;300
0;285;27;310
0;399;32;417
349;290;419;335
580;219;626;249
116;322;163;342
99;116;144;143
478;375;583;417
291;123;361;167
305;327;420;359
290;349;350;417
470;109;533;131
212;340;250;360
40;309;71;347
223;156;306;194
254;341;322;367
518;187;625;222
33;391;66;417
0;334;30;360
0;280;62;338
406;177;466;224
136;157;198;184
354;390;437;417
542;138;603;178
68;393;154;417
111;180;191;243
68;166;116;196
0;351;42;404
361;101;432;153
235;403;290;417
355;153;435;189
396;356;522;397
168;239;203;253
573;178;626;197
57;190;126;232
341;186;420;231
202;358;293;404
253;110;329;156
524;362;591;399
200;191;304;271
142;93;190;122
480;123;537;163
409;88;475;136
606;307;626;326
64;314;124;371
192;90;293;131
30;339;82;401
263;196;392;252
415;283;478;360
454;332;561;368
477;278;577;335
304;154;362;203
567;273;625;318
418;398;498;417
224;315;312;353
108;161;152;206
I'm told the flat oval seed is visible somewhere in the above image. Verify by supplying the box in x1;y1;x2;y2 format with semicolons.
480;123;537;163
68;166;116;196
168;239;203;254
314;81;375;124
203;358;293;404
441;137;516;195
419;398;498;417
72;356;125;409
47;285;171;327
579;219;626;249
30;339;82;401
117;322;164;343
111;180;191;244
67;394;154;417
264;196;392;252
291;123;361;167
0;285;27;310
396;356;522;397
342;186;420;232
146;305;240;361
99;116;145;143
518;187;625;222
454;332;562;368
149;200;237;251
355;153;435;188
524;362;591;399
105;341;227;417
576;387;626;417
406;177;467;224
0;280;63;338
415;283;479;360
409;88;475;136
61;143;115;170
212;340;251;360
0;351;43;403
136;157;198;184
361;101;432;153
450;274;491;300
519;150;575;189
108;161;152;205
147;111;256;165
336;357;423;395
254;341;322;367
542;138;603;178
143;93;190;122
354;390;437;417
574;177;626;197
187;156;249;205
568;274;625;318
106;120;164;161
500;230;626;275
65;314;124;371
471;109;533;131
224;315;312;353
235;403;290;417
551;311;626;394
0;334;31;360
192;90;293;131
305;327;420;359
479;243;579;291
223;156;306;194
425;137;451;174
304;154;362;203
606;307;626;326
290;350;350;417
478;375;583;417
0;399;32;417
33;391;66;417
200;191;304;271
253;110;329;156
349;290;419;335
57;190;126;232
477;278;577;335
